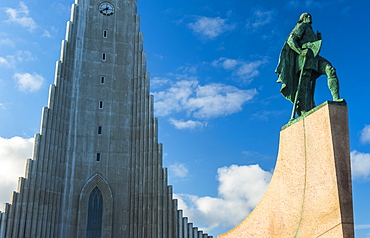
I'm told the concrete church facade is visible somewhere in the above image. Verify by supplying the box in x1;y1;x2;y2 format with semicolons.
0;0;212;237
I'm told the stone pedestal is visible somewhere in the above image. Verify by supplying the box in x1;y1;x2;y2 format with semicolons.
219;101;354;238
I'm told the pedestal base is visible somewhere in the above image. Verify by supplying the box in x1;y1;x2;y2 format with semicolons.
219;101;354;238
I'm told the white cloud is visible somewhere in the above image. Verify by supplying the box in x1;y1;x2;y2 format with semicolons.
0;51;36;68
351;150;370;180
42;30;52;38
16;50;36;62
0;38;16;47
14;72;45;92
169;118;204;130
360;125;370;144
177;65;198;74
221;59;238;69
0;57;11;67
175;164;272;231
169;163;189;178
154;79;197;117
212;57;238;70
153;79;257;120
235;60;266;80
42;26;58;38
4;2;37;31
189;84;256;119
151;76;171;88
188;16;235;40
212;57;267;81
0;137;34;210
247;10;275;30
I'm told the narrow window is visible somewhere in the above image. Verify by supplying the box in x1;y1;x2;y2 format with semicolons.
100;76;105;84
99;101;103;109
86;187;103;238
96;153;101;162
103;30;108;38
98;126;102;134
102;53;106;61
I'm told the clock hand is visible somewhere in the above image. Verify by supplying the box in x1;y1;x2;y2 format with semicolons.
100;7;109;13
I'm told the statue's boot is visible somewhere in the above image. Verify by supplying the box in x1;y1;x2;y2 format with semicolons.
328;77;344;102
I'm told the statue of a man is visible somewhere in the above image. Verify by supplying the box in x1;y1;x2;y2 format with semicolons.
276;13;343;119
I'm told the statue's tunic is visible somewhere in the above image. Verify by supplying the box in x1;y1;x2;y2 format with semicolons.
289;23;320;71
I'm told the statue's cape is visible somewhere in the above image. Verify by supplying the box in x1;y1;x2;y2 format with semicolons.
275;42;298;103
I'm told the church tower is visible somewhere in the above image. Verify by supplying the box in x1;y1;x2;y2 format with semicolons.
0;1;212;237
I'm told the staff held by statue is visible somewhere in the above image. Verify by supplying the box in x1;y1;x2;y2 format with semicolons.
290;40;322;120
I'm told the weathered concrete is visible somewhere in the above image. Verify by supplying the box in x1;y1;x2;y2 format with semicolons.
219;101;354;238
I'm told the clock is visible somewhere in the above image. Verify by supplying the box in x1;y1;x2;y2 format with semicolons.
98;2;115;16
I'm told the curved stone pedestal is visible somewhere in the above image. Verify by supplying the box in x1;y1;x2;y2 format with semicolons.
219;101;354;238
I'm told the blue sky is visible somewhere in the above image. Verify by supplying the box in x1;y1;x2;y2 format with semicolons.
0;0;369;236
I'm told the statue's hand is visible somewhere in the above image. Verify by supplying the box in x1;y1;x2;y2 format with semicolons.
302;42;312;49
300;49;309;57
317;31;322;40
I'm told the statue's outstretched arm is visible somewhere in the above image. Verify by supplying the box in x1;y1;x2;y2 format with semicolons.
287;34;303;55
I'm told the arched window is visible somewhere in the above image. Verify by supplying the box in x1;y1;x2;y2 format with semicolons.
86;186;103;238
77;174;113;237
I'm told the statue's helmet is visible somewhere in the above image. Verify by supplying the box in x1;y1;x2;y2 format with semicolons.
298;13;311;23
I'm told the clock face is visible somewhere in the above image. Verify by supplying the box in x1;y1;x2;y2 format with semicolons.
98;2;115;16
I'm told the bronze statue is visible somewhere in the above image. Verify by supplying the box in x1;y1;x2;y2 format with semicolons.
276;13;343;120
